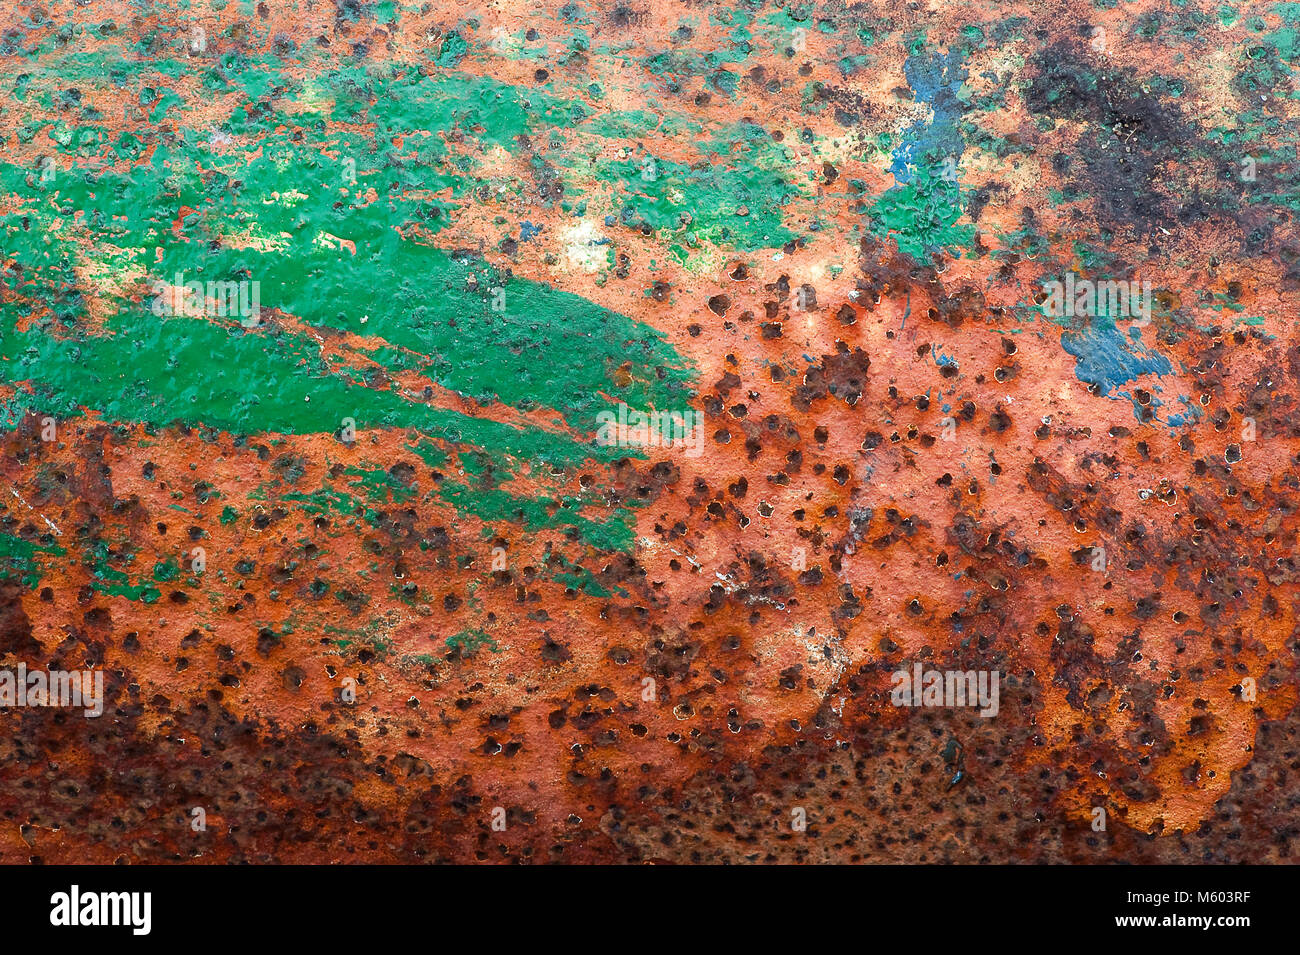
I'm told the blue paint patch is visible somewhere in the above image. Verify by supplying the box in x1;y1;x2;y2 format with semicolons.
889;49;968;185
1165;395;1204;430
871;47;975;260
930;343;958;367
1061;324;1172;419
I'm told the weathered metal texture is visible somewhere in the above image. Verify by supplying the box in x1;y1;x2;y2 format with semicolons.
1;0;1298;863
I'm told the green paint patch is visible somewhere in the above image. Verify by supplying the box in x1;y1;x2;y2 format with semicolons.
0;532;67;589
84;541;161;604
435;30;469;68
0;45;714;554
871;161;975;261
578;123;800;251
407;438;448;469
283;487;379;526
548;554;621;597
345;466;416;504
445;628;498;657
437;481;636;551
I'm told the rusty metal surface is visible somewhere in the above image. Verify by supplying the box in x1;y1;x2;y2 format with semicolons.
1;0;1298;863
